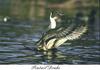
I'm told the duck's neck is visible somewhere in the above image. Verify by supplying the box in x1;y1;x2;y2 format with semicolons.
50;19;56;29
50;13;56;29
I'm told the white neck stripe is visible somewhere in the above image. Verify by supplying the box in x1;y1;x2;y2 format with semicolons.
50;13;56;29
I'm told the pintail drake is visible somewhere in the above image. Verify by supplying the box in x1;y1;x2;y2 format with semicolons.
36;11;88;51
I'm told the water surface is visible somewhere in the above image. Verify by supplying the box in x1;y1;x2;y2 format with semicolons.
0;20;100;64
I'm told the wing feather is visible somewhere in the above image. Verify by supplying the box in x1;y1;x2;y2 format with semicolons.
36;22;87;48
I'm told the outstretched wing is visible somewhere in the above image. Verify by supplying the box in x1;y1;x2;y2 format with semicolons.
36;23;77;45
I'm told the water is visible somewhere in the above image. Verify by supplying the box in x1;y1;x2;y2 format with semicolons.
0;20;100;64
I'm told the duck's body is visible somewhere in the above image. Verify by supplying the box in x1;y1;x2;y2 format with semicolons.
36;12;88;51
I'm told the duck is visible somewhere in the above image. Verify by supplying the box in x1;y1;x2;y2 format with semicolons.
36;11;88;51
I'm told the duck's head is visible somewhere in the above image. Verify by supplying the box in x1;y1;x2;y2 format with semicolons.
49;11;65;29
50;11;65;23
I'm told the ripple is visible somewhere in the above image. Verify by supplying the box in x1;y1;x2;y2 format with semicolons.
0;40;22;44
0;21;100;64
